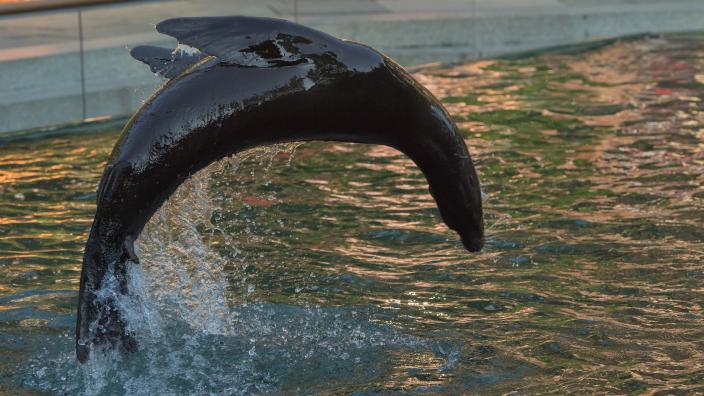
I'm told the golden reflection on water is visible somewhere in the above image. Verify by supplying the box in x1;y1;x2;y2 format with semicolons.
407;35;702;393
1;34;704;393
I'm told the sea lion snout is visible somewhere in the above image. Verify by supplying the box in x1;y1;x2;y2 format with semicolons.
461;230;484;252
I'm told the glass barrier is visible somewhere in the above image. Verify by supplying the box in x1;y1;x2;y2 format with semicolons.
1;0;702;133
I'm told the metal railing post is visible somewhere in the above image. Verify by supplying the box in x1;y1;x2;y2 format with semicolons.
78;10;87;120
294;0;298;23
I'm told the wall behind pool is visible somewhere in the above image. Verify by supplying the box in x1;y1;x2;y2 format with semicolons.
1;0;704;134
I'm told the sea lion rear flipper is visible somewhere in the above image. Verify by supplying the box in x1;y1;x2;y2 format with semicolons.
155;16;340;67
130;45;205;78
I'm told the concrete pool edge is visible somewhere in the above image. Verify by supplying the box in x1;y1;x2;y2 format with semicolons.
0;0;134;16
0;115;129;144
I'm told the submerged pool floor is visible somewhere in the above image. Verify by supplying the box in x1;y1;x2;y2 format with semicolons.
1;33;703;394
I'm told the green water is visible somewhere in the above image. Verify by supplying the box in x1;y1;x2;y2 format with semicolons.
1;34;703;394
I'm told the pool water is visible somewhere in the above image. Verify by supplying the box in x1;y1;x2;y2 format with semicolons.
1;33;703;394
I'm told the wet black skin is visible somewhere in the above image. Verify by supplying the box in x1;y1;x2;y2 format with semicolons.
76;18;483;363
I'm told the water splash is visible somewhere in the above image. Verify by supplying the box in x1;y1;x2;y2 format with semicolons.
134;143;302;334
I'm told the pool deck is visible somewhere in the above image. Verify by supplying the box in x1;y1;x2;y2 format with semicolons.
2;0;704;134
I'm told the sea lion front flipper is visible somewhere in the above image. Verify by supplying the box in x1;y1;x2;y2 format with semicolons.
130;45;205;79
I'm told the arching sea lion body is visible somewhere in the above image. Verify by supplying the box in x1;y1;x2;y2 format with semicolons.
77;16;484;363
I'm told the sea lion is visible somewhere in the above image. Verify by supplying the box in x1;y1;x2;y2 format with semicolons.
76;16;483;363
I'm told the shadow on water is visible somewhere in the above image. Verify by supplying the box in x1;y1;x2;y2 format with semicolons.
1;32;704;394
